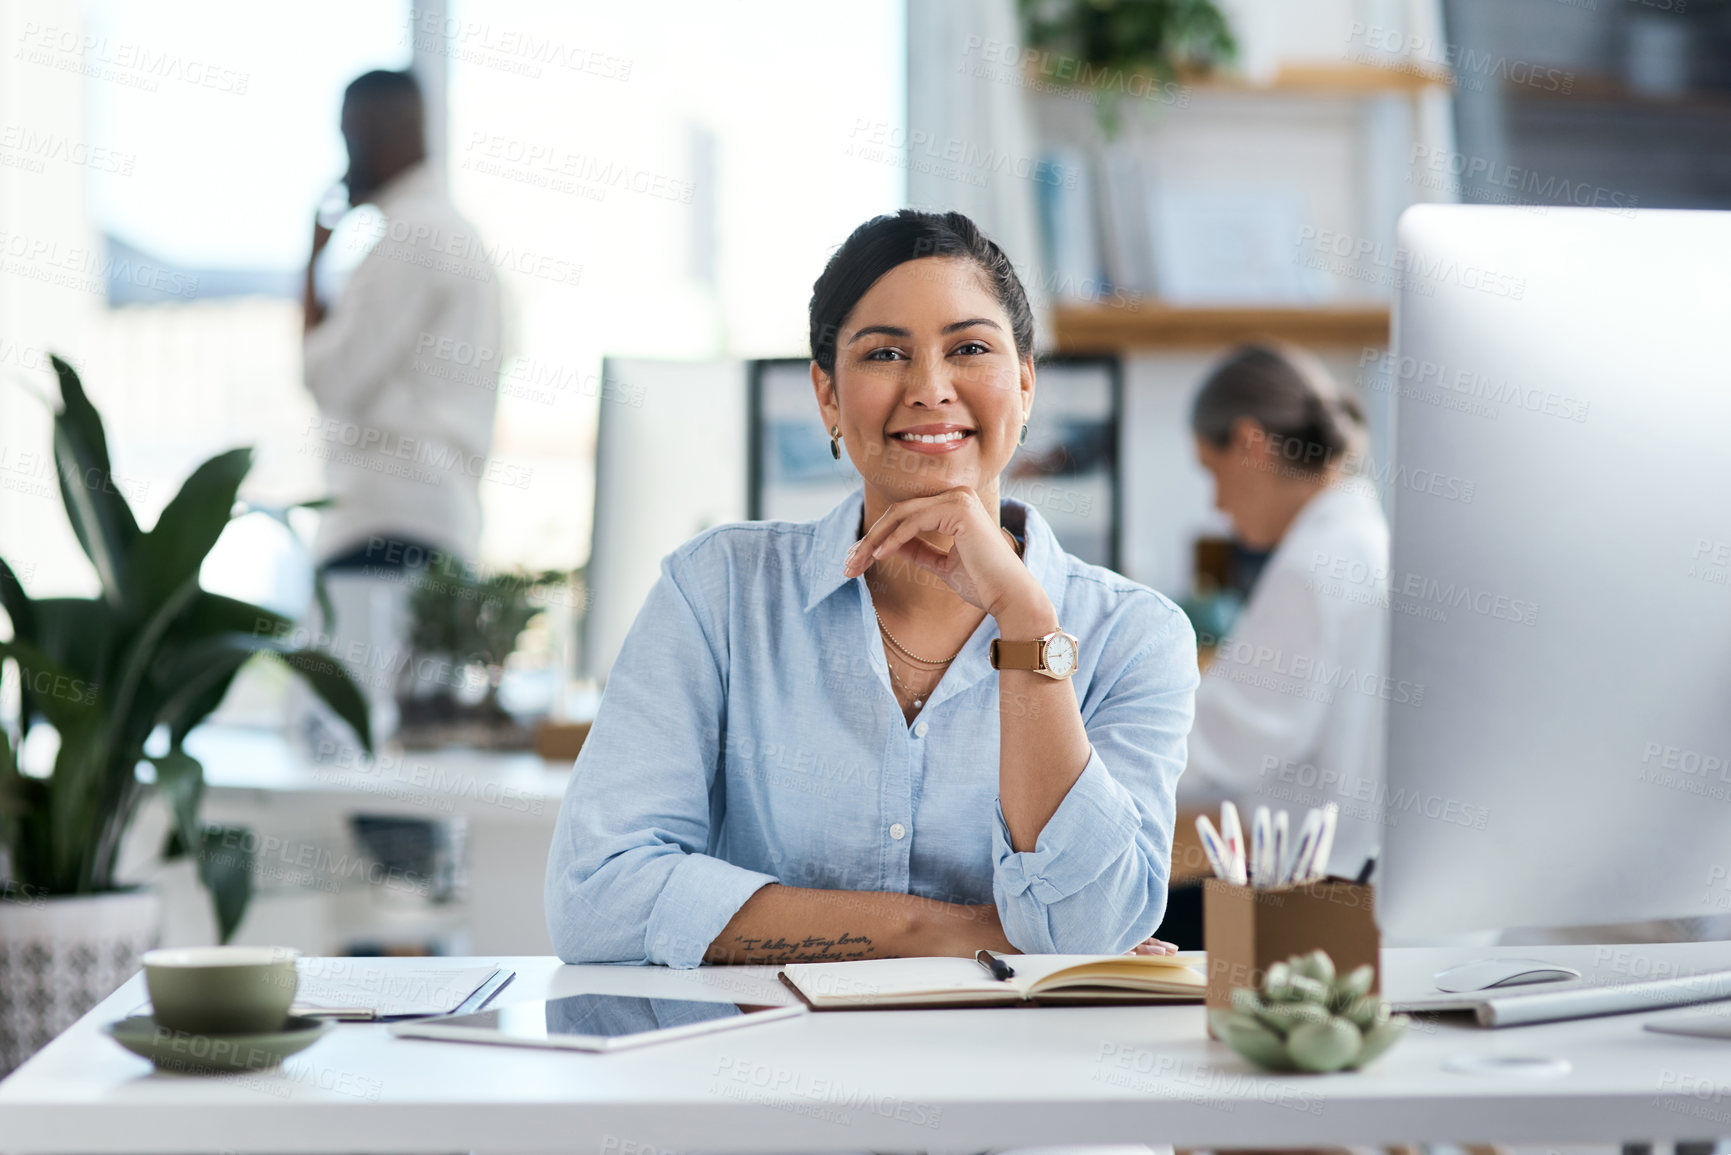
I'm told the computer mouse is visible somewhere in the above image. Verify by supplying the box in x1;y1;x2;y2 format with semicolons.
1432;958;1582;994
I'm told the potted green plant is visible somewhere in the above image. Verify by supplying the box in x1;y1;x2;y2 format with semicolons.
1016;0;1237;136
394;561;581;750
0;356;370;1074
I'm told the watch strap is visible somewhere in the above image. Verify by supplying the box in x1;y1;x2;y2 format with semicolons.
989;638;1046;672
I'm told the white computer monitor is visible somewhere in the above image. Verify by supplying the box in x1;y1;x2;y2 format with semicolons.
1379;205;1731;940
583;358;748;681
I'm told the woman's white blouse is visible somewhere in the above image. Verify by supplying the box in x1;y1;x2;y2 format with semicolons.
1182;482;1393;875
545;489;1200;967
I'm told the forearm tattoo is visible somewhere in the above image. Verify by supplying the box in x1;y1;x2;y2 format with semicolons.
721;932;873;964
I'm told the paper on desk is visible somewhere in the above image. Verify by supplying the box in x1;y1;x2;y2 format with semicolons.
292;960;502;1020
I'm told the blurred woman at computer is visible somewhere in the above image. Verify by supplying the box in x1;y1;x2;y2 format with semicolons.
545;209;1200;967
1162;344;1390;944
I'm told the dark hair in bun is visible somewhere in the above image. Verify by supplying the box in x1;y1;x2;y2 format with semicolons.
1190;342;1367;474
809;209;1034;378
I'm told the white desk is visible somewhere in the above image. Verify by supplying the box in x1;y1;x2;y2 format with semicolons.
187;728;573;828
183;727;572;955
9;944;1731;1152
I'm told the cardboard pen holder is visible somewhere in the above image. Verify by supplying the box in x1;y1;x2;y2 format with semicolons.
1202;878;1380;1036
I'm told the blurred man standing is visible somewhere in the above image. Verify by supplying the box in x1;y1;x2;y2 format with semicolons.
303;69;502;571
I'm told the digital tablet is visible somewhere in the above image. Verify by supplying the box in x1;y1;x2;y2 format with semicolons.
388;992;804;1052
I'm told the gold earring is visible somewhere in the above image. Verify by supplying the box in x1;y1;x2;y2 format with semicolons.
830;425;842;460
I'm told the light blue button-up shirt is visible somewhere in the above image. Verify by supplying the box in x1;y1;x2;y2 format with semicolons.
545;489;1199;968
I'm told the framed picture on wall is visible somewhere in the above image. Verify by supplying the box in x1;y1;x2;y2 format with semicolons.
748;359;863;525
748;355;1121;570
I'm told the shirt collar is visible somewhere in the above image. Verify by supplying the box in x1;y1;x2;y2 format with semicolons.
1283;480;1378;542
802;489;1069;620
372;161;442;213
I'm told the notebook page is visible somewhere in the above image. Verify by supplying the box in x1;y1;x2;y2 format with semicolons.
1009;952;1206;993
781;956;1021;1003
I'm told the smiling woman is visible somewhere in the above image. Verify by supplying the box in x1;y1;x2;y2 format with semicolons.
544;209;1200;967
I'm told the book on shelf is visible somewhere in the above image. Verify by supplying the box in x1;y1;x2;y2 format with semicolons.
1036;145;1105;301
1098;149;1157;296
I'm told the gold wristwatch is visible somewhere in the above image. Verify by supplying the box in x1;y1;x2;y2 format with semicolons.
989;629;1079;680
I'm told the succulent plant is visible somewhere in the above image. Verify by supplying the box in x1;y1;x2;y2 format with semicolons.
1209;950;1408;1073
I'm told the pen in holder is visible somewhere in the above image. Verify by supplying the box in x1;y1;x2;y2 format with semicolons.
1202;877;1380;1038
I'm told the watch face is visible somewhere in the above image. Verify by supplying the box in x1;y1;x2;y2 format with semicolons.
1045;634;1076;677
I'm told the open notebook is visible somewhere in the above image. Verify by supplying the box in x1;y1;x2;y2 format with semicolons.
780;951;1206;1010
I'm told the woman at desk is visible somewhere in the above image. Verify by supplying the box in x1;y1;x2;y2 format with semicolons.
546;210;1200;967
1161;344;1390;944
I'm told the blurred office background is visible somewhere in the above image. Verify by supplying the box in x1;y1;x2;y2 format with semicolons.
1;0;1729;959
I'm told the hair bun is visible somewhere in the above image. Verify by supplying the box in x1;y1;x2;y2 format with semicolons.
1190;341;1367;475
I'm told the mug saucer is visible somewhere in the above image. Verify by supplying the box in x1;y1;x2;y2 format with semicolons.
104;1014;333;1074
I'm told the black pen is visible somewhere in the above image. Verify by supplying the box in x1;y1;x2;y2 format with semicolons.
975;949;1015;981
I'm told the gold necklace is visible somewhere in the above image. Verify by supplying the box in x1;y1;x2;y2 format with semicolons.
881;647;940;709
873;606;962;666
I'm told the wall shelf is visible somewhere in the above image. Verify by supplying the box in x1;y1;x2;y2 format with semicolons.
1213;62;1450;97
1505;73;1731;114
1052;302;1391;352
1028;61;1450;101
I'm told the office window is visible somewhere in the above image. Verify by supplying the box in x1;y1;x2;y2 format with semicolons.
441;0;905;568
0;1;903;602
0;0;410;607
1442;0;1731;211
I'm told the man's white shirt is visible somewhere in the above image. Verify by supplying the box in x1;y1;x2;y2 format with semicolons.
303;162;503;563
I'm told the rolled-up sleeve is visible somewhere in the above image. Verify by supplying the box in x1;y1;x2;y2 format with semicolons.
991;601;1199;954
544;551;777;967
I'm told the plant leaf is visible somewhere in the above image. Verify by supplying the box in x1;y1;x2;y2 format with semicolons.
148;632;371;755
277;649;373;754
228;496;335;624
166;665;244;750
0;757;49;885
50;355;117;475
0;726;24;824
0;558;39;734
149;594;290;738
311;570;335;644
104;574;202;756
100;571;201;758
170;591;289;644
130;447;252;616
26;598;112;687
237;496;334;522
0;637;104;892
0;638;100;735
49;356;139;612
0;556;35;639
197;823;253;944
53;425;130;613
47;728;107;892
148;748;204;874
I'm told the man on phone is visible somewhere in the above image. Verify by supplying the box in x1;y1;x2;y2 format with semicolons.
302;68;502;573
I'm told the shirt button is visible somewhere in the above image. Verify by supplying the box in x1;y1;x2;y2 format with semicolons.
889;823;907;840
913;721;929;738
